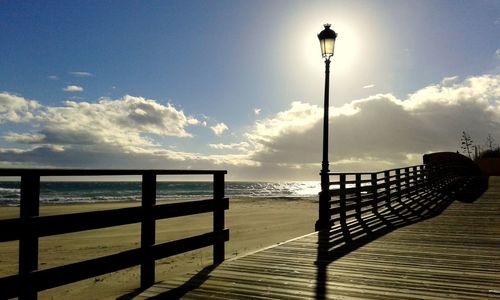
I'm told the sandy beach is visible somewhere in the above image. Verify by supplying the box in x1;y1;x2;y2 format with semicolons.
0;197;317;299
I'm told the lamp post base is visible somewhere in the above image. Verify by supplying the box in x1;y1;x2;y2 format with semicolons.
315;220;329;231
316;186;331;231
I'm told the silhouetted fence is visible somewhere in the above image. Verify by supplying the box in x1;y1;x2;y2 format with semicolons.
317;159;476;229
0;169;228;300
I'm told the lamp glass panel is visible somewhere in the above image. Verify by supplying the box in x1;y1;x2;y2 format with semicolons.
321;38;335;57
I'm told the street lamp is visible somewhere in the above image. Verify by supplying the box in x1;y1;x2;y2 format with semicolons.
316;24;337;231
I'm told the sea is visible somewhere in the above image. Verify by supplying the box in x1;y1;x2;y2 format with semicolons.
0;181;321;206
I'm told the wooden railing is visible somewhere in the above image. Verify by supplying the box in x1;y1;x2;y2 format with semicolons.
0;169;228;300
317;163;471;229
329;165;426;226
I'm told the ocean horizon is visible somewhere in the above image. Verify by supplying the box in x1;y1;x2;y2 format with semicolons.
0;181;321;205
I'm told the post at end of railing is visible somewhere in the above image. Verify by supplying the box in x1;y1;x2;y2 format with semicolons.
140;172;156;289
213;172;225;264
315;172;332;231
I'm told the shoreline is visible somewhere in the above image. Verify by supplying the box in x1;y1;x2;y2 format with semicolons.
0;195;319;208
0;197;318;299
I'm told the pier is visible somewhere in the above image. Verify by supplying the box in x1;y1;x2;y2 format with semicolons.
137;176;499;299
136;154;499;299
0;153;498;299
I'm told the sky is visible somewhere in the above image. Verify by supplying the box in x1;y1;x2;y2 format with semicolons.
0;0;499;181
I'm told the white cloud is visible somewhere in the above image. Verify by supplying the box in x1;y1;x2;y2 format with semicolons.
4;132;45;143
440;76;459;86
209;142;250;151
70;71;93;77
0;94;199;152
0;92;40;123
404;74;500;110
254;108;261;115
211;122;228;136
63;85;84;92
246;101;322;147
40;95;198;147
217;74;500;177
0;93;259;171
187;118;201;125
362;84;375;89
1;74;500;180
48;75;58;80
495;49;500;60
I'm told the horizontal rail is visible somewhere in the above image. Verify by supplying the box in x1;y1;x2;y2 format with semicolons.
0;168;227;176
328;164;424;176
0;230;229;299
0;198;229;242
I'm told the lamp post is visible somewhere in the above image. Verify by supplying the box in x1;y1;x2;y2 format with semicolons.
315;24;337;231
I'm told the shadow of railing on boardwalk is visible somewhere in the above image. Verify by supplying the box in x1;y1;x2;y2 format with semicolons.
118;264;218;300
118;153;489;299
314;157;489;299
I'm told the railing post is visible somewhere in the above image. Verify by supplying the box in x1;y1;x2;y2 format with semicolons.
213;172;225;264
415;166;421;190
405;167;411;198
419;165;426;186
371;173;378;214
339;174;347;225
338;174;351;241
141;172;156;289
422;164;428;186
412;166;419;194
355;174;361;219
396;169;402;200
19;174;40;300
384;171;391;209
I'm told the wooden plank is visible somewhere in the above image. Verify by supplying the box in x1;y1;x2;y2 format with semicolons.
155;198;229;220
138;176;500;300
338;174;346;228
0;169;227;176
213;173;226;264
0;198;229;242
19;174;40;300
141;172;156;288
355;174;361;219
153;229;229;261
0;218;21;242
0;230;229;297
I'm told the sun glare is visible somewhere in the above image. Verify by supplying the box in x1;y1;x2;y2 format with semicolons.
302;20;362;75
331;23;361;71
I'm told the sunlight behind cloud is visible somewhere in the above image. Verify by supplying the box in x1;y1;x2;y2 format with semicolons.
282;8;384;108
300;16;365;76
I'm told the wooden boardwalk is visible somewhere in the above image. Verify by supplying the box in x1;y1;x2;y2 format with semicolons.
136;177;500;299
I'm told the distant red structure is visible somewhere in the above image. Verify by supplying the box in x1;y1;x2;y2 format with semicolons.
476;158;500;176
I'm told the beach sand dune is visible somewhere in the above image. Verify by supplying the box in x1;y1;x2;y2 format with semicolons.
0;197;317;299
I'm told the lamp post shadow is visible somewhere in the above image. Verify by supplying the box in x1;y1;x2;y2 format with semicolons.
314;174;488;299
